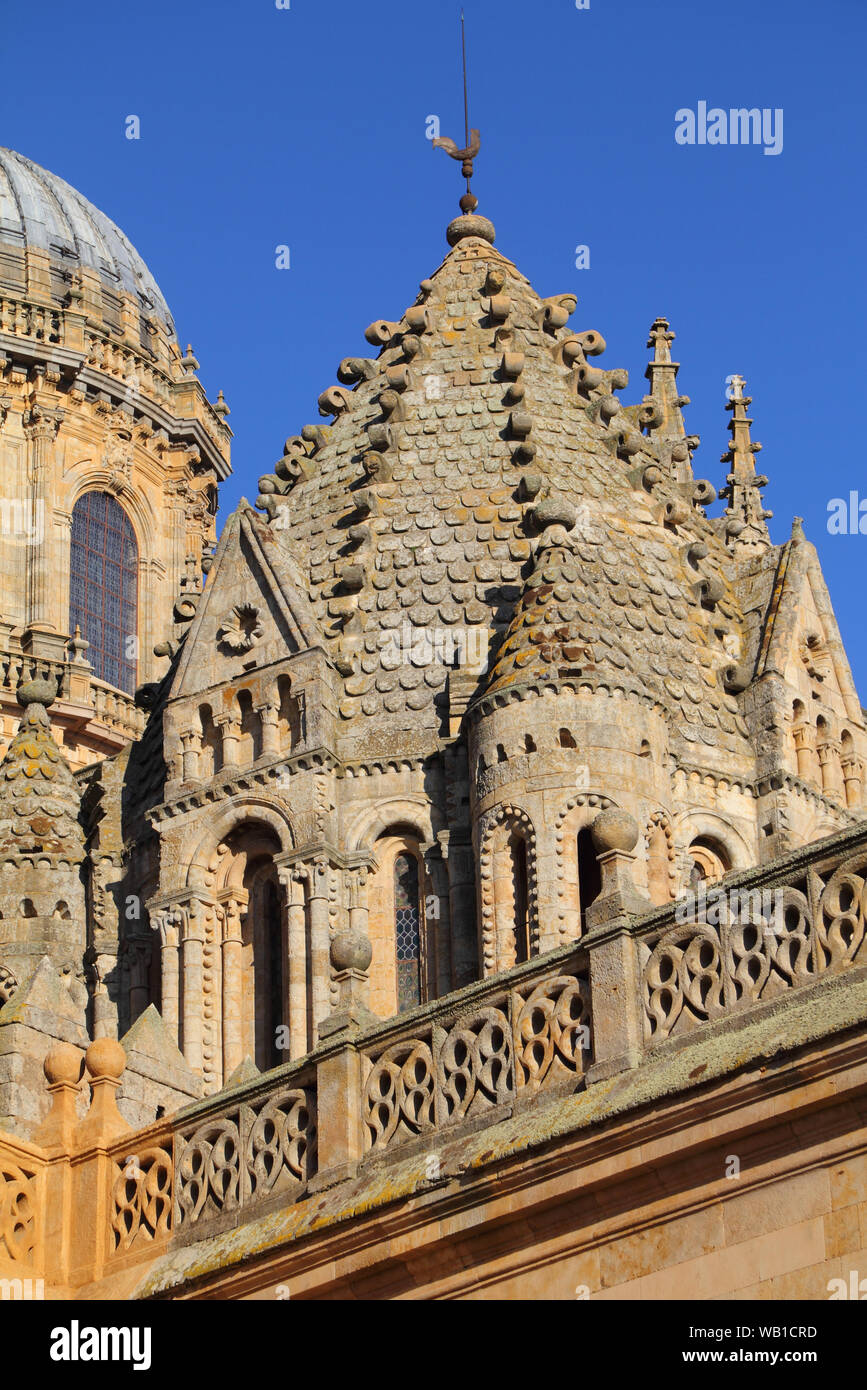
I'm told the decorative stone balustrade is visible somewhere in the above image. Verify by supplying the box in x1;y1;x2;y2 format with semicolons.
0;653;145;756
95;820;867;1270
640;824;867;1043
0;295;62;345
360;953;591;1152
2;819;866;1293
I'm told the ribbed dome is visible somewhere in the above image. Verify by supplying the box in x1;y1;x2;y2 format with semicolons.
0;147;175;338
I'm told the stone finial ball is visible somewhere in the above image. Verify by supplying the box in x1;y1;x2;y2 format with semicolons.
44;1042;84;1087
85;1036;126;1080
447;214;496;248
591;808;639;855
330;930;373;974
17;678;58;709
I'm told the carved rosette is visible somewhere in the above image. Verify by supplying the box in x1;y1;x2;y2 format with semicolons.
216;603;263;654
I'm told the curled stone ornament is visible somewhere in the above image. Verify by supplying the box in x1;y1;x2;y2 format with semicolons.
216;603;264;654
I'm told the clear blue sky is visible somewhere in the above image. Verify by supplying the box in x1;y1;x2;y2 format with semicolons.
3;0;866;694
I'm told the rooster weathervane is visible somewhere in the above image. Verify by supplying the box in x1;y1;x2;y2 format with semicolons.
433;10;482;215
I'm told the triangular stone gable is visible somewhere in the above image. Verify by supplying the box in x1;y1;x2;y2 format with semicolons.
171;503;322;700
758;533;863;729
223;1056;260;1088
119;1002;189;1074
0;955;87;1038
118;1003;202;1122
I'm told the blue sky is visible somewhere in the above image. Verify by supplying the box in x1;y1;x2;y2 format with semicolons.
3;0;866;693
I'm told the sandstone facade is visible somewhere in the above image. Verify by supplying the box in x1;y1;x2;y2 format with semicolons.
0;154;865;1301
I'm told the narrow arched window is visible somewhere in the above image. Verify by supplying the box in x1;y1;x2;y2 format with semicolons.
687;837;729;886
69;492;138;693
577;826;602;926
394;854;422;1013
510;833;529;964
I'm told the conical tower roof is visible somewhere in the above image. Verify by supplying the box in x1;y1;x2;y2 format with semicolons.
255;215;754;761
0;683;84;860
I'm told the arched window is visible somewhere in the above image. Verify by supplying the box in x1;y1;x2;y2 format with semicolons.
488;822;533;972
510;833;529;964
687;837;729;887
394;854;422;1013
227;829;285;1072
199;704;222;777
577;825;602;925
69;492;138;693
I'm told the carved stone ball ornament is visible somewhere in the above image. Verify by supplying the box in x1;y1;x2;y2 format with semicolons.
216;603;264;654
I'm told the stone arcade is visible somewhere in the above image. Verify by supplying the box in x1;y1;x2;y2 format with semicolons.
1;148;867;1300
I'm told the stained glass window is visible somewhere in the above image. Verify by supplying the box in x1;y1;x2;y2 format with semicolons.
69;492;138;694
394;854;421;1013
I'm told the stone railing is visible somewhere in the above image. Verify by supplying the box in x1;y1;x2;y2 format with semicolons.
0;295;62;346
106;1064;316;1258
638;823;867;1044
359;950;590;1153
0;651;68;698
5;815;867;1293
97;815;867;1271
90;678;146;739
0;1132;45;1300
0;653;144;745
100;948;591;1261
0;1147;41;1268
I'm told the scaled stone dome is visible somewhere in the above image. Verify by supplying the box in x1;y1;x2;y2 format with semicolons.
0;147;176;341
254;224;756;764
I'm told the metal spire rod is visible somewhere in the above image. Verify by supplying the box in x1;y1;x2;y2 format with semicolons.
461;11;470;157
432;9;482;217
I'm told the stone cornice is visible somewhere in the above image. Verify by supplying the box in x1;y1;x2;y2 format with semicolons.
151;747;339;825
673;757;860;821
0;334;230;479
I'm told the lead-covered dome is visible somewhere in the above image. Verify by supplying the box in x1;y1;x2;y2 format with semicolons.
0;147;176;340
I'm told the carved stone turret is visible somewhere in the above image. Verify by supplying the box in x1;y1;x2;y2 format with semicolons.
718;374;772;551
0;680;87;994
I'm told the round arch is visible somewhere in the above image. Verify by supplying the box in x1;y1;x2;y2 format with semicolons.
65;472;157;560
68;489;140;692
346;795;442;855
673;811;753;878
185;798;297;888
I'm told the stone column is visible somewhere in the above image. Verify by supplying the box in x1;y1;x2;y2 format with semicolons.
308;859;331;1040
23;409;63;634
127;938;151;1024
345;864;369;938
220;895;246;1081
422;844;452;998
792;721;818;783
180;728;202;782
279;866;308;1059
181;900;205;1075
217;715;242;769
438;832;477;989
154;907;181;1046
258;701;280;758
843;757;863;810
817;740;843;800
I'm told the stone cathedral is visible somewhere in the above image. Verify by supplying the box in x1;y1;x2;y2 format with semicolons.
1;145;866;1302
